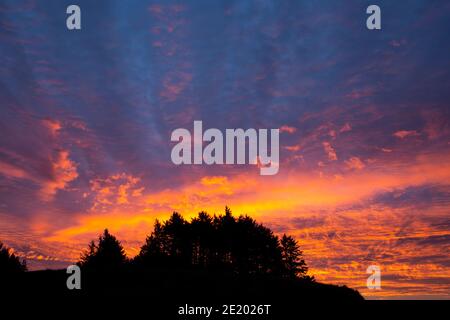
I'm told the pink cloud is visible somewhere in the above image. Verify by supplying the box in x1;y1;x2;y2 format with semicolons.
322;142;337;161
160;71;193;102
389;39;407;47
393;130;420;139
346;87;375;99
340;123;352;133
284;145;301;152
279;125;297;134
148;4;163;14
0;161;28;179
422;109;450;140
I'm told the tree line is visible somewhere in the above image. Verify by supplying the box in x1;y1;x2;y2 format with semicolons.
1;207;313;280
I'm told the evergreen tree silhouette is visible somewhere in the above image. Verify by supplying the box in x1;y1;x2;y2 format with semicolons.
135;219;169;267
215;206;237;267
190;211;214;267
79;229;127;271
0;242;27;273
280;234;308;278
163;212;191;265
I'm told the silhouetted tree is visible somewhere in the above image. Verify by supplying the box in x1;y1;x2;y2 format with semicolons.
0;242;27;273
280;234;308;278
134;219;169;267
163;212;191;264
190;211;214;266
215;206;237;267
79;229;127;271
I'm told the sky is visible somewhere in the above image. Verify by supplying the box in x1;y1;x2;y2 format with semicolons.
0;0;449;299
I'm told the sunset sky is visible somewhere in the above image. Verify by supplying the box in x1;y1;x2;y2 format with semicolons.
1;0;449;299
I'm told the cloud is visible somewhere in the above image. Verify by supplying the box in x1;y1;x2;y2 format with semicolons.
284;145;301;152
322;141;337;161
422;109;450;140
280;125;297;134
340;123;352;133
41;151;450;247
40;150;78;201
0;161;28;179
201;176;228;186
160;71;193;102
289;216;327;230
345;157;365;170
345;87;375;99
89;173;144;210
393;130;420;139
0;149;78;202
41;119;61;136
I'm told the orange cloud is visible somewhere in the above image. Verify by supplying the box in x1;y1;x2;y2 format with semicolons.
345;157;365;170
40;150;78;201
42;151;450;244
89;173;143;211
284;145;301;152
41;119;62;136
0;149;78;201
25;151;450;298
201;175;228;185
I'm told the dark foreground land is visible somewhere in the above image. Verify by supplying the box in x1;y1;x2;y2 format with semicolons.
5;267;363;301
2;211;365;316
2;267;364;318
3;269;447;318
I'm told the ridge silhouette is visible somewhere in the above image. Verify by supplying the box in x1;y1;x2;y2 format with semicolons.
1;207;363;304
